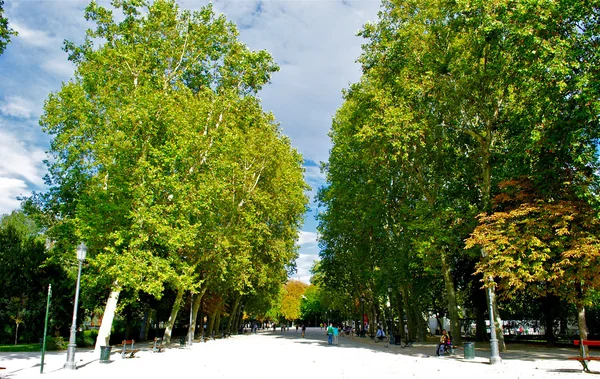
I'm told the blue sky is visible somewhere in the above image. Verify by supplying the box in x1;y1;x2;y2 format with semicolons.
0;0;380;283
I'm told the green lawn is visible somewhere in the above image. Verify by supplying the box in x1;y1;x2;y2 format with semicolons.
0;343;40;352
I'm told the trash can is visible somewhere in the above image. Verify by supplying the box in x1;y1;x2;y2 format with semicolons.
394;335;401;345
463;342;475;360
179;336;186;347
100;346;112;363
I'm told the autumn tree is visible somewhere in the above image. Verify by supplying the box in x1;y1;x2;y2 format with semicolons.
467;179;600;343
279;280;309;322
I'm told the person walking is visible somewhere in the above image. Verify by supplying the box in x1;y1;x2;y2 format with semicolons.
301;324;306;338
333;324;339;345
327;323;334;345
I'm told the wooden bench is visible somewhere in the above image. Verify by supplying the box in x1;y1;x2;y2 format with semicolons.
152;337;164;353
568;340;600;372
121;339;139;358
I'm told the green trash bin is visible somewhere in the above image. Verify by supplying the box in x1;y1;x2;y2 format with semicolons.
100;346;112;363
463;342;475;360
179;336;186;347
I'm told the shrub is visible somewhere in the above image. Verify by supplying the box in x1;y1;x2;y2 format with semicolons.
46;336;68;351
77;329;98;347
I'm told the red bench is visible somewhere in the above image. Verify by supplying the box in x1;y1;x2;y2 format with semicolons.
568;340;600;372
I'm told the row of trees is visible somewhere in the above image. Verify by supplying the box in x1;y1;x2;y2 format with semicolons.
1;0;308;347
315;0;600;349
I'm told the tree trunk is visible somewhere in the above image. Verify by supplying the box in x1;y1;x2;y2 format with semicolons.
542;295;556;346
411;303;426;342
189;287;207;340
440;250;462;346
14;323;19;345
576;302;589;356
401;285;415;341
227;295;241;334
94;289;120;353
215;310;222;337
163;288;184;345
139;308;153;341
207;311;216;338
227;296;240;334
395;290;406;341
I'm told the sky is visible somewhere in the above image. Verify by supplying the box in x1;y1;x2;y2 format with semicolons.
0;0;381;283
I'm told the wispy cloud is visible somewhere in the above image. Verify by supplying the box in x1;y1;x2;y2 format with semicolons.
0;95;40;119
298;230;318;247
0;177;28;216
10;21;58;49
0;128;47;214
294;252;320;284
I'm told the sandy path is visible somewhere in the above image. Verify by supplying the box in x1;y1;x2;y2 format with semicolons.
0;327;592;379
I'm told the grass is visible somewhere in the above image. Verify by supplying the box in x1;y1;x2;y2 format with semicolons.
0;343;41;352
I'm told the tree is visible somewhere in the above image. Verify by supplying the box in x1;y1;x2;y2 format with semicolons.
279;280;308;322
0;0;17;55
37;0;306;348
467;179;600;343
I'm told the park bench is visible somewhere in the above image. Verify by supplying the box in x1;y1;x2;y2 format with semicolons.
152;337;164;353
568;339;600;372
120;339;139;358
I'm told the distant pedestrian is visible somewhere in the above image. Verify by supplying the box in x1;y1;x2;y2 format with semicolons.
302;324;306;338
296;324;299;332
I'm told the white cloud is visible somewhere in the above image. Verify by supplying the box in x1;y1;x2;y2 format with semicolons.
0;129;47;214
10;21;58;49
41;56;76;78
0;177;28;216
297;230;318;247
0;96;40;119
294;252;320;284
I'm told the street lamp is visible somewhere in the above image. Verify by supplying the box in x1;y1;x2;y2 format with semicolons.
487;278;502;364
187;293;193;347
387;287;394;345
65;242;87;370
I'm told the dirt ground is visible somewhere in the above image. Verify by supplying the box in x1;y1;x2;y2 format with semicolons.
0;327;595;379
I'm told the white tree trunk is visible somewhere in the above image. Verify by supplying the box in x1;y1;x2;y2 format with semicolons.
94;289;120;353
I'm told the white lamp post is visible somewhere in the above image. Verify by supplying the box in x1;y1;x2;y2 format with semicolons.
65;242;87;370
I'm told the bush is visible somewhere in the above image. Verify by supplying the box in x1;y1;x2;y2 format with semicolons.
46;336;68;351
77;329;98;347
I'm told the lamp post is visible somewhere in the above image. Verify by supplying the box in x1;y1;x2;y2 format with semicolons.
487;278;502;364
360;297;365;337
187;293;193;347
387;287;394;345
65;242;87;370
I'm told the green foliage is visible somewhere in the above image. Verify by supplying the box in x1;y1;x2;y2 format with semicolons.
0;212;75;344
317;0;600;341
45;336;68;351
76;329;99;347
0;0;17;55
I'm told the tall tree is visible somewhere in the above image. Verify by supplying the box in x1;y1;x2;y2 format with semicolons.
36;0;301;349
